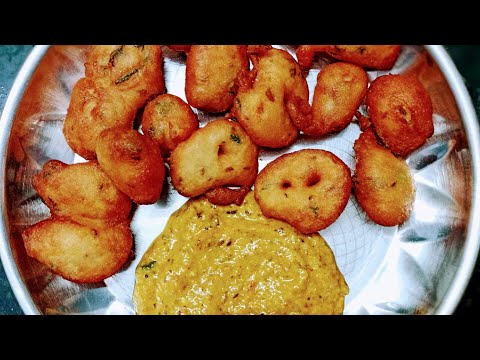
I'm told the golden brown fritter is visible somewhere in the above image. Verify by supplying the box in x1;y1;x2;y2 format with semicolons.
168;45;191;53
353;129;416;226
185;45;249;113
296;45;401;70
22;219;132;284
96;127;166;205
367;74;434;157
85;45;165;107
205;186;250;206
231;48;310;148
254;149;352;234
142;94;199;156
63;77;136;160
33;160;132;229
170;119;258;198
294;62;368;137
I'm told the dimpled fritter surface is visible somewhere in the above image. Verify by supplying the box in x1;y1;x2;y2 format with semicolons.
231;48;309;148
170;119;258;198
254;149;352;234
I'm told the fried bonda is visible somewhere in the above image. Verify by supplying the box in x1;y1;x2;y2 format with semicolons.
367;74;434;157
296;45;401;71
142;94;198;156
254;149;352;234
96;127;166;205
205;186;250;206
33;160;132;229
294;62;368;137
170;119;258;198
22;219;132;284
185;45;249;113
85;45;165;106
231;48;310;148
353;129;415;226
63;77;136;160
168;45;191;53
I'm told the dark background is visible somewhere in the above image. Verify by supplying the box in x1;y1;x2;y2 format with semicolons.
1;45;479;315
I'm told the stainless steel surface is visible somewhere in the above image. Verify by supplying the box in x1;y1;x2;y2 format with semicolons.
0;45;478;315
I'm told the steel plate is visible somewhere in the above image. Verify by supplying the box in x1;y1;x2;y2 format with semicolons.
1;45;479;314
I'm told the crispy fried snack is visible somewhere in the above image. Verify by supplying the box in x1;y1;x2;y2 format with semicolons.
33;160;131;228
367;74;434;157
96;127;166;205
231;48;310;148
142;94;198;155
63;77;136;160
205;186;250;206
168;45;191;53
254;149;352;234
295;62;368;136
296;45;401;70
170;119;258;198
353;129;415;226
185;45;249;113
22;219;132;284
85;45;165;106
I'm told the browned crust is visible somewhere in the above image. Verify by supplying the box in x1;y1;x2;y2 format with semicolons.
185;45;249;113
96;127;166;205
32;160;132;228
205;186;251;206
293;62;368;137
366;74;434;157
254;149;352;234
170;119;258;198
296;45;401;71
353;129;416;226
22;219;132;284
142;93;199;155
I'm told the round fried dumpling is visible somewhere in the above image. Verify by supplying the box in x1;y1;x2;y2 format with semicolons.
296;62;368;137
367;74;434;157
296;45;401;70
353;129;415;226
231;48;309;148
96;127;166;205
170;119;258;198
254;149;352;234
85;45;165;106
142;94;198;155
22;219;132;284
63;77;136;160
185;45;248;113
33;160;132;229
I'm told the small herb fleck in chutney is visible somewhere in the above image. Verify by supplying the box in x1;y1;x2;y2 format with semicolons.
141;261;157;270
311;207;319;215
